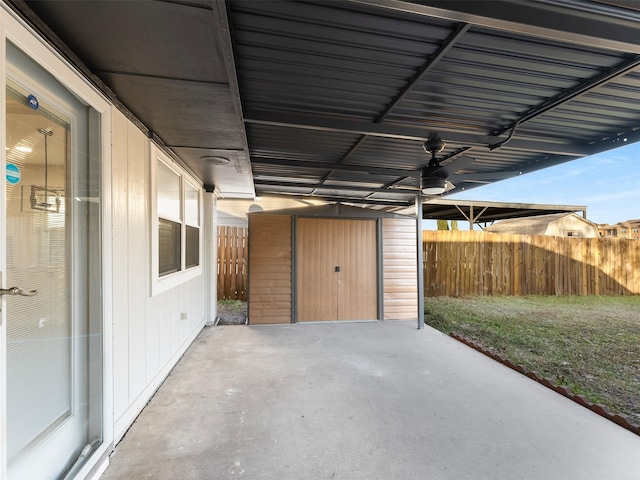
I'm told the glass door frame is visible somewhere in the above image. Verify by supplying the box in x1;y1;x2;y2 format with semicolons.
0;6;114;480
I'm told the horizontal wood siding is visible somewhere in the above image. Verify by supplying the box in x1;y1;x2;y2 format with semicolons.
383;218;418;320
423;230;640;296
249;214;292;324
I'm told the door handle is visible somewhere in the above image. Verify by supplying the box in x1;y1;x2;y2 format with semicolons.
0;286;38;297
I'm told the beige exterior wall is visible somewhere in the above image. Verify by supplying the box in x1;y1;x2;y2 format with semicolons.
598;221;640;240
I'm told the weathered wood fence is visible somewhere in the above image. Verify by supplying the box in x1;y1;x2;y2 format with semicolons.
218;228;639;299
423;230;640;296
217;226;248;300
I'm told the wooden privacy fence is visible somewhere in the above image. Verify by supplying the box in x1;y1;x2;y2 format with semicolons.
423;230;640;297
217;226;248;300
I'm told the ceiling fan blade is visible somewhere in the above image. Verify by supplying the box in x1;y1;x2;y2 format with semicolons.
435;154;476;178
450;170;521;183
420;164;442;178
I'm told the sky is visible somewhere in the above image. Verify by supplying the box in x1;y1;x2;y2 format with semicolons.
425;140;640;229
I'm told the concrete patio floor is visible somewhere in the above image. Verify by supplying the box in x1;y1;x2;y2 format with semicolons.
100;321;640;480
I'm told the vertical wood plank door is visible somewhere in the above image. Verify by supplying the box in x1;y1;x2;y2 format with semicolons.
336;219;378;320
297;218;338;321
297;218;378;322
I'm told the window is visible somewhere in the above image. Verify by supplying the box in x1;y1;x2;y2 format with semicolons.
152;146;202;294
158;218;181;275
157;161;182;276
184;182;200;268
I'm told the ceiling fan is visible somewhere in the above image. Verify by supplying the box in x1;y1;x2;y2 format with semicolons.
419;132;476;195
410;132;521;196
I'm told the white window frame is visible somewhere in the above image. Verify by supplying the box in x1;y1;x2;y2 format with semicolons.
183;178;201;269
150;144;202;296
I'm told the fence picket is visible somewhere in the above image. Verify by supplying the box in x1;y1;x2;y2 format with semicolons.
217;226;248;300
423;230;638;297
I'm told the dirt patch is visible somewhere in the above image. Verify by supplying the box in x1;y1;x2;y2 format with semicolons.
215;300;247;325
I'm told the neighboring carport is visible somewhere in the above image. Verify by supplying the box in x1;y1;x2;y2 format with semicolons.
421;198;589;229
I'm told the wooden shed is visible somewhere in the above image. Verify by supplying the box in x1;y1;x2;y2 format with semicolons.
248;204;419;325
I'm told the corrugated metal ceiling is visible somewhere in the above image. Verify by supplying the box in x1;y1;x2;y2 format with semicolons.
231;0;640;207
11;0;640;209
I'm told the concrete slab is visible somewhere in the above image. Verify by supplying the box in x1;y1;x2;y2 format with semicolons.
101;321;640;480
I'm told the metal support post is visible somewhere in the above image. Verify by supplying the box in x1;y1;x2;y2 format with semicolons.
416;195;425;329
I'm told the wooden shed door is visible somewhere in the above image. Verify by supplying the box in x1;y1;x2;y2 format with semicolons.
297;218;377;322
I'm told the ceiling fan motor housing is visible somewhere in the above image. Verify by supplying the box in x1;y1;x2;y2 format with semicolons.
423;132;446;156
422;176;447;195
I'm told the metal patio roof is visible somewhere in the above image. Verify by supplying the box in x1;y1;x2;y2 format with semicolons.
11;0;640;208
421;198;588;226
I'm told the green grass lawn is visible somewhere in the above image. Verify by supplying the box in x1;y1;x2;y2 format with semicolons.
424;296;640;424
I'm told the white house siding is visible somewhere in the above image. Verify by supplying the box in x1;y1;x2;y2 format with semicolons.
111;110;208;443
0;6;216;478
